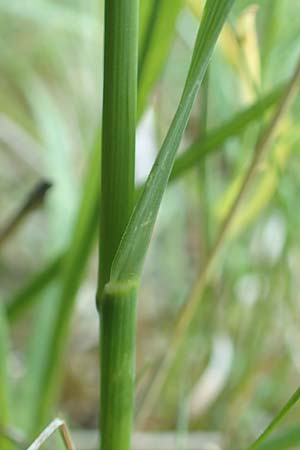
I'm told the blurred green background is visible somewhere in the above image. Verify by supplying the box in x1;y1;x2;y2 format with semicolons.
1;0;300;449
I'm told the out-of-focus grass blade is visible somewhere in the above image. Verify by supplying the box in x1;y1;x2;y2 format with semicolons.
138;0;184;118
255;424;300;450
0;304;11;450
244;386;300;450
24;135;100;435
139;0;154;51
260;0;281;79
170;82;285;181
5;255;63;323
215;127;298;239
0;0;96;35
111;0;235;283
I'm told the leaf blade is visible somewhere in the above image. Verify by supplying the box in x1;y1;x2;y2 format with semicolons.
138;0;184;118
244;386;300;450
170;82;286;180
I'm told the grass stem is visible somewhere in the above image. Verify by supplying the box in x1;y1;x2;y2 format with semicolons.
98;0;138;449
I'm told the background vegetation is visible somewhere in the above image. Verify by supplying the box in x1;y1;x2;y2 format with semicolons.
0;0;300;449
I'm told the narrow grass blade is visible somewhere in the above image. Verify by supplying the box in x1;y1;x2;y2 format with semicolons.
170;82;285;181
111;0;236;284
5;255;63;323
260;0;281;80
255;424;300;450
24;135;100;435
138;0;184;118
244;386;300;450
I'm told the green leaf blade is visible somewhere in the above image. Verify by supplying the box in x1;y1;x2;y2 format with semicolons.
245;386;300;450
5;255;63;323
138;0;184;118
171;82;286;180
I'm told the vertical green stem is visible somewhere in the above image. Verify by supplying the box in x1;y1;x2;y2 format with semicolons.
100;281;138;450
99;0;138;296
98;0;138;449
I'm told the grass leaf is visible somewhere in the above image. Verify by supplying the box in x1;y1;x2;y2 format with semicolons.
138;0;184;118
5;255;63;323
244;386;300;450
255;424;300;450
170;82;286;180
24;135;100;435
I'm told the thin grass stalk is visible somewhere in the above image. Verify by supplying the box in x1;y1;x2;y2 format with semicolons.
98;0;138;449
100;281;138;450
98;0;137;296
136;58;300;425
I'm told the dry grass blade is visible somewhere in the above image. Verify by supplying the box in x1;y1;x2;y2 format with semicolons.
137;57;300;425
26;419;76;450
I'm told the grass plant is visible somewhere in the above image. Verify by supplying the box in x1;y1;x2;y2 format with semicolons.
1;1;300;450
97;1;234;448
